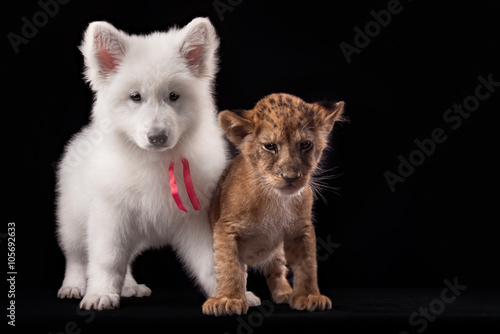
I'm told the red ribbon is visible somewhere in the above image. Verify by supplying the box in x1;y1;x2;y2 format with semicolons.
181;158;201;211
168;158;201;212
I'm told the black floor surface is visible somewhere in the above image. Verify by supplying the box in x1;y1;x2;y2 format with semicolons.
12;287;500;334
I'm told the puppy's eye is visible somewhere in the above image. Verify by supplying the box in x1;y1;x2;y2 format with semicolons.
301;141;312;150
263;143;277;152
169;92;180;101
130;92;142;102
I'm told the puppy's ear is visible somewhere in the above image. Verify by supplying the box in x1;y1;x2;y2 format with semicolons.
314;100;346;133
218;110;254;147
180;17;219;78
80;21;128;91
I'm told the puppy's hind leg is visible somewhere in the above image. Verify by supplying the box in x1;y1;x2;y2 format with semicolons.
121;251;152;298
172;212;218;297
243;266;261;307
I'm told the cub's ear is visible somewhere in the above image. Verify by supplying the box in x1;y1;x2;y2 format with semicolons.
314;100;346;133
180;17;219;78
80;21;128;91
218;110;254;147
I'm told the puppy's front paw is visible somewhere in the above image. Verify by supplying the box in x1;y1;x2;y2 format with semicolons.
121;284;152;297
289;293;332;312
202;297;248;316
80;293;120;310
58;286;85;299
245;291;261;307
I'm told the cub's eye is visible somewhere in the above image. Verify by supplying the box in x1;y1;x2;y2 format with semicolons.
130;92;142;102
301;141;312;150
169;92;180;101
263;143;277;152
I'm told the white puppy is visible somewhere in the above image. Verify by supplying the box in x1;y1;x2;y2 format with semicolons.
56;18;259;310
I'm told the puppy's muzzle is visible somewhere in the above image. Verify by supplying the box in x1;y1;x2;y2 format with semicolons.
147;129;169;147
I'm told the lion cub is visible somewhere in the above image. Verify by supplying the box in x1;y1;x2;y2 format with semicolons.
202;93;344;316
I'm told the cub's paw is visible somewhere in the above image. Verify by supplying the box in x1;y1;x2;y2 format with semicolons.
289;293;332;312
202;297;248;316
80;293;120;310
58;286;85;299
121;284;152;297
245;291;261;307
272;291;292;304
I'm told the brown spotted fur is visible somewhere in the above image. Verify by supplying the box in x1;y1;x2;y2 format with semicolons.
202;93;344;316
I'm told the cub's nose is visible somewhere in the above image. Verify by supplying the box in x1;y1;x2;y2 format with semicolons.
280;172;302;184
147;130;168;146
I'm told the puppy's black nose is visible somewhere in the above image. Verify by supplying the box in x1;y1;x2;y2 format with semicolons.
147;130;168;146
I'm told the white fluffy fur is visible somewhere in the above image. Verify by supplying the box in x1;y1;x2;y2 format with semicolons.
56;18;233;310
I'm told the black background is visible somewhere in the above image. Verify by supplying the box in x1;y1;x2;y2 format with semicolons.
2;0;500;331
